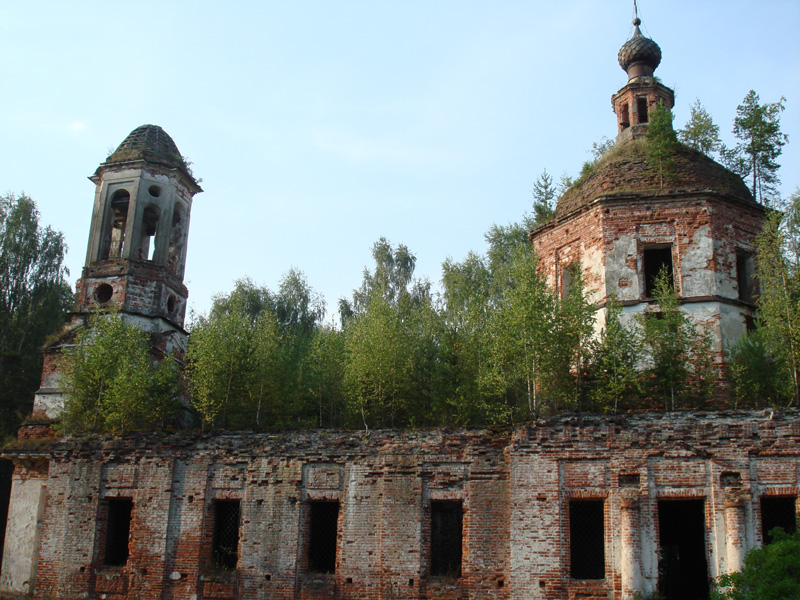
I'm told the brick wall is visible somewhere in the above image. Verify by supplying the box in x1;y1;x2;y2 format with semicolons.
23;410;800;600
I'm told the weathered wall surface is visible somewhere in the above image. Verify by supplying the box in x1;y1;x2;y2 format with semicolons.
8;411;798;600
0;460;48;596
532;193;762;358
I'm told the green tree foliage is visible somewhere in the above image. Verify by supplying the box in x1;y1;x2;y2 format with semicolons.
305;324;346;427
752;196;800;405
726;91;787;206
638;268;714;411
61;314;180;433
340;238;432;429
187;274;326;429
728;328;791;408
531;169;556;227
590;295;641;412
710;530;800;600
679;99;722;156
646;100;679;188
440;252;492;425
483;242;555;420
0;193;72;437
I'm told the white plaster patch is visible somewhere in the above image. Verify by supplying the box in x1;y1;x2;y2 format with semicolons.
681;225;715;297
0;478;46;594
608;237;639;301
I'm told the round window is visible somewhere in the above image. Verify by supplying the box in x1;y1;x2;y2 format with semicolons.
148;185;162;198
95;283;113;304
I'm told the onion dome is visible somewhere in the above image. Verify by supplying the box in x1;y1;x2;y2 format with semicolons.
618;18;662;78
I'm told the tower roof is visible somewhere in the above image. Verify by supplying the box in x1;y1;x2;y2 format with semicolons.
106;124;185;168
552;142;756;219
99;125;200;189
617;17;662;78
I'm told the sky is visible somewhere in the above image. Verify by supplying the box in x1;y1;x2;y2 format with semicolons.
2;1;799;324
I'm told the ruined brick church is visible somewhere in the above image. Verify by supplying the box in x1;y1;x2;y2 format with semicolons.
1;16;798;600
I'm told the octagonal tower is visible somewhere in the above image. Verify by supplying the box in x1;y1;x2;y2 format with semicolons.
530;18;764;365
32;125;202;419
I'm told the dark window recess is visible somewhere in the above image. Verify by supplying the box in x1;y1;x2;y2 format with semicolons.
569;500;605;580
103;498;133;567
308;501;339;574
212;500;240;570
0;459;13;574
736;251;755;303
744;315;757;332
637;97;649;123
644;246;674;298
761;496;797;544
658;499;709;600
431;500;463;578
620;103;630;130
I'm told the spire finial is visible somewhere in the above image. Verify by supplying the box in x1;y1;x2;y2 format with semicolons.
632;0;641;28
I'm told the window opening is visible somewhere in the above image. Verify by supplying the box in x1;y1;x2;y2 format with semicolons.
637;97;649;124
620;102;630;130
139;206;159;262
105;190;130;259
308;500;339;574
0;459;12;574
94;283;113;304
561;262;578;298
168;209;183;275
657;499;709;600
761;496;797;544
569;500;605;580
103;498;133;567
211;500;240;570
431;500;462;578
644;246;674;298
736;251;754;303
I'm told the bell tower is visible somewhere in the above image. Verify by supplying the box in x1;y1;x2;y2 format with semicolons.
30;125;201;420
611;17;674;143
76;125;202;328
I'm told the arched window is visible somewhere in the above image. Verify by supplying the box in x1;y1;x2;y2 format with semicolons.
168;208;183;274
139;205;160;261
104;190;130;259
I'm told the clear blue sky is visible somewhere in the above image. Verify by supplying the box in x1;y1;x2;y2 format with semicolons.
2;1;798;323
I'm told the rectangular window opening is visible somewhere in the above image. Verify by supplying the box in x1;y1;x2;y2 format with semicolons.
212;500;241;570
761;496;797;544
620;103;630;130
103;498;133;567
644;246;674;298
431;500;463;578
736;251;755;303
657;499;709;600
569;500;605;580
308;500;339;574
561;263;578;298
637;97;649;124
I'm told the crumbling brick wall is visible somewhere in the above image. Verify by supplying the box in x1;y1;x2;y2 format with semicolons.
22;410;800;600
